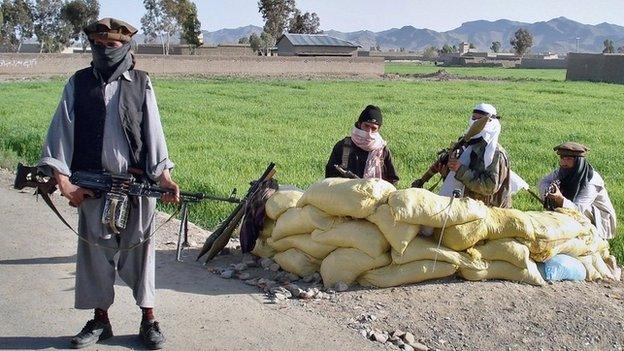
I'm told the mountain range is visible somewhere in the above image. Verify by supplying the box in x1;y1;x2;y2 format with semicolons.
199;17;624;54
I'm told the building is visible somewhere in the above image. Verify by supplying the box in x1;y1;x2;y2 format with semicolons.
276;33;359;57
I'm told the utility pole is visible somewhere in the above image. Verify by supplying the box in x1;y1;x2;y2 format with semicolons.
576;37;580;53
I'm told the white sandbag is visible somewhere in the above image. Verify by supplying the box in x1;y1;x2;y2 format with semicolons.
392;236;486;270
297;178;396;218
367;204;420;255
320;248;390;288
268;234;336;259
358;260;458;288
265;189;304;220
388;188;488;227
311;220;390;258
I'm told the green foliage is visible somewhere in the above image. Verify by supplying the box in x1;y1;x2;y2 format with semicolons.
0;73;622;262
602;39;614;54
288;8;320;34
491;41;501;53
248;32;261;53
180;1;201;53
1;0;35;52
257;0;295;39
33;0;71;53
440;44;455;54
510;28;533;56
422;46;438;60
60;0;99;51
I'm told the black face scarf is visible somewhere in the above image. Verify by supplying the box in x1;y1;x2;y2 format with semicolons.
558;157;594;202
90;41;133;83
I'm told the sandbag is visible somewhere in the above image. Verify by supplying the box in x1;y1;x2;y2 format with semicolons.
485;207;535;241
311;220;390;258
392;236;486;270
260;219;275;239
272;207;316;240
578;254;615;281
273;248;320;277
387;188;488;227
527;209;589;242
268;234;336;259
304;205;346;231
459;260;546;286
367;204;420;254
251;239;276;258
537;254;586;282
320;248;390;288
468;238;531;268
358;260;458;288
604;255;622;281
265;189;303;220
435;219;488;251
297;178;396;218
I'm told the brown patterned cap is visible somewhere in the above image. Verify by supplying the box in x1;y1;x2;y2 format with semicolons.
84;18;137;43
554;141;589;157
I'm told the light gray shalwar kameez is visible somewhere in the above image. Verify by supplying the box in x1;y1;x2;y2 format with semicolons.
38;70;174;310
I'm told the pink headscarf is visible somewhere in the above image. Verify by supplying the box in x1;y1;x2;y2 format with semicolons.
350;126;386;179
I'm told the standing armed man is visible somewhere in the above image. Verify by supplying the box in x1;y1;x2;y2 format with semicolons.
37;18;178;349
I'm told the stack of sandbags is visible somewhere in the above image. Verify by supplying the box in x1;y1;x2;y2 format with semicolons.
254;179;619;288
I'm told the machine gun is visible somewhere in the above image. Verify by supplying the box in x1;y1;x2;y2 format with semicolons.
14;163;241;259
411;116;489;188
197;162;276;263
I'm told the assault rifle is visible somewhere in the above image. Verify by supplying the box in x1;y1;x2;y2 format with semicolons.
411;116;490;188
197;162;276;263
14;163;241;260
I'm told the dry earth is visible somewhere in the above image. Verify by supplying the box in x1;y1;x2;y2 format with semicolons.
1;168;623;351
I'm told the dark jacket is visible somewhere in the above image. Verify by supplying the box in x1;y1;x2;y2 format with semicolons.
325;137;400;185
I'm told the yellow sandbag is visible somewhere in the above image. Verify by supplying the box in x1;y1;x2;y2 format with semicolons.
272;207;315;240
358;260;458;288
436;219;488;251
297;178;396;218
468;238;531;268
578;254;615;281
527;209;589;242
486;207;534;241
265;189;303;220
393;236;486;270
260;219;275;239
251;239;276;258
311;220;390;258
320;248;390;288
459;260;545;286
367;204;420;255
273;248;320;277
267;234;336;259
304;205;346;231
387;188;488;227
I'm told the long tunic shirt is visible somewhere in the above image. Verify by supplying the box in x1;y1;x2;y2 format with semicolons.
325;137;400;185
539;170;617;239
37;69;173;309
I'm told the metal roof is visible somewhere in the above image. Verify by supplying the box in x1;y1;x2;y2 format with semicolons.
279;33;358;47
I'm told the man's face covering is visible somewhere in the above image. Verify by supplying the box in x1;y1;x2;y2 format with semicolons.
91;41;131;72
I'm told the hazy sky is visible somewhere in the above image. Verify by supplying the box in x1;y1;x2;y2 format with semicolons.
100;0;624;32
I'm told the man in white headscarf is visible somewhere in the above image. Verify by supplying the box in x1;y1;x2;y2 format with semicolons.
439;103;512;208
325;105;399;185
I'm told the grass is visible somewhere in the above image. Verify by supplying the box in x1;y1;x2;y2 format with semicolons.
385;62;567;82
0;72;622;262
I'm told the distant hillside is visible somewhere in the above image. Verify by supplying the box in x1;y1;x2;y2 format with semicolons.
202;25;263;45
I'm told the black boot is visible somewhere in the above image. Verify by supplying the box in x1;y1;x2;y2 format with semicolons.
70;319;113;349
139;320;166;350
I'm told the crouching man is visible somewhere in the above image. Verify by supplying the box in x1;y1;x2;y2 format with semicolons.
325;105;399;185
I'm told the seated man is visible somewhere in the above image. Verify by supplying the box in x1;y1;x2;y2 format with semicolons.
441;103;512;208
539;142;617;239
325;105;399;185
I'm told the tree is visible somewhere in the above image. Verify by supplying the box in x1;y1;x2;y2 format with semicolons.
602;39;614;54
238;36;249;44
422;46;438;60
618;46;624;54
259;30;273;55
490;41;501;53
287;8;320;34
33;0;71;52
180;1;201;54
469;43;475;49
510;28;532;56
60;0;99;52
248;32;261;53
258;0;295;40
440;44;454;54
141;0;165;45
1;0;35;52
